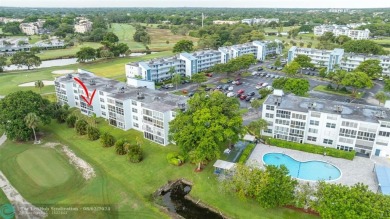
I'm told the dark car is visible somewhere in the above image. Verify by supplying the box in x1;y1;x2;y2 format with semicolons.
248;91;255;96
236;93;242;98
223;85;229;90
258;67;264;71
204;87;211;91
235;77;241;81
226;79;233;84
245;96;252;101
216;85;223;90
163;85;169;89
188;92;195;97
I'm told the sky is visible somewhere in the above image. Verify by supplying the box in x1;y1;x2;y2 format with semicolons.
1;0;390;8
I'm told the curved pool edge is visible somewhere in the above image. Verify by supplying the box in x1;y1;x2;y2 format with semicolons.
261;152;343;182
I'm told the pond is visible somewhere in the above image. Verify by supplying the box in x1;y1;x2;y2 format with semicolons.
156;180;224;219
4;58;78;71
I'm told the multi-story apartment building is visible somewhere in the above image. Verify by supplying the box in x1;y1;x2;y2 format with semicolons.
213;20;239;25
241;18;279;25
126;40;282;82
314;25;370;40
288;46;390;75
0;38;65;56
288;46;344;72
19;23;39;35
328;8;350;13
126;55;186;82
0;17;24;23
74;19;93;33
54;69;187;146
262;91;390;158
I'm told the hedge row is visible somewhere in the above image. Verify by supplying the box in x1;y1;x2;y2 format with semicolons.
267;138;355;160
238;144;256;164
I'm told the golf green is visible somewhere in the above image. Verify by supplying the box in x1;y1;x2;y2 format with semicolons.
16;148;74;187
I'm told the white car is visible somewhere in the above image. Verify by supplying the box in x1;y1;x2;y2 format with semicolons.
262;83;269;87
251;71;258;76
227;92;235;97
167;84;174;88
228;86;234;91
232;81;238;85
255;85;262;89
379;77;384;81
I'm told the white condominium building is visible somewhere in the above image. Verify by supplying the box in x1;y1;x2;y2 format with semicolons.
126;40;282;82
19;23;39;35
74;19;93;33
288;46;390;75
314;25;370;40
55;69;187;146
262;91;390;158
241;18;279;25
213;20;239;25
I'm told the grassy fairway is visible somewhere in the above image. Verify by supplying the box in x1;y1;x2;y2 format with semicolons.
0;190;10;205
109;23;146;50
16;148;73;187
37;42;101;61
0;51;173;95
0;114;318;219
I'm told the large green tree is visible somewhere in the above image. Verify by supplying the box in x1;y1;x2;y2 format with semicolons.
76;47;97;63
341;71;373;97
103;32;119;44
247;118;268;137
355;59;383;79
191;73;207;87
293;55;314;68
343;40;387;55
284;78;310;96
171;73;182;90
0;91;52;141
172;40;194;53
0;56;7;72
375;91;388;105
10;51;42;70
169;92;243;171
327;69;347;90
283;61;301;77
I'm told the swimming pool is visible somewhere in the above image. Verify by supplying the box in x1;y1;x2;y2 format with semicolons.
262;153;341;181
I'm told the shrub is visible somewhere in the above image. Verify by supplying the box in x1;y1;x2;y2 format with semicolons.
66;115;77;128
128;144;143;163
268;138;355;160
87;126;100;141
166;152;185;166
326;84;334;90
340;87;348;92
238;144;256;164
100;132;116;147
75;119;88;135
115;139;128;155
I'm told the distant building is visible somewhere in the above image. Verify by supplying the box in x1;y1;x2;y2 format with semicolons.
213;20;239;25
74;18;93;34
314;25;370;40
0;37;65;56
55;69;187;146
0;17;24;24
287;46;390;75
19;23;39;35
262;91;390;157
328;8;350;13
125;40;282;82
241;18;279;25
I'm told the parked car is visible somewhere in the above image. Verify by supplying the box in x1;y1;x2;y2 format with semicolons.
379;77;384;81
205;73;213;77
236;77;241;81
245;96;252;101
262;83;269;87
236;93;242;97
252;71;258;76
248;91;255;96
237;89;245;94
226;79;233;84
267;65;272;69
188;92;195;97
167;84;174;88
223;85;229;90
228;86;234;91
216;85;223;90
204;87;211;91
236;81;243;85
240;94;247;100
227;92;235;97
276;67;283;71
258;67;264;71
184;80;190;83
255;85;262;89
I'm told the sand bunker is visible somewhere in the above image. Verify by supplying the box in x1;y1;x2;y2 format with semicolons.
18;80;55;87
52;70;76;74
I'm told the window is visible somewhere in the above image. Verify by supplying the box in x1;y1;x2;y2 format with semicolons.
264;129;272;133
327;115;337;120
341;121;358;128
132;108;138;113
339;128;357;138
102;112;106;116
290;120;305;129
379;131;390;137
307;136;317;142
100;98;104;102
339;137;354;144
276;110;291;119
99;91;104;95
101;105;105;109
116;107;124;115
326;123;336;128
133;115;138;121
265;113;274;118
266;105;275;111
275;119;289;126
337;145;353;152
357;131;376;141
292;113;306;120
132;100;137;106
311;112;321;118
133;123;139;128
323;139;333;145
309;120;319;126
308;128;318;134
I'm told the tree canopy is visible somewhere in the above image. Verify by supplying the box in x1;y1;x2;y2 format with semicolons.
283;61;301;77
76;47;97;62
293;54;314;68
343;40;388;55
10;51;42;70
355;59;383;79
0;91;52;141
341;71;373;97
169;91;243;170
172;39;194;53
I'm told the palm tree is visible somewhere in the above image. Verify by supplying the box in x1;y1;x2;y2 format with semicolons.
375;92;387;106
24;113;40;143
35;80;44;93
247;119;268;138
171;73;182;90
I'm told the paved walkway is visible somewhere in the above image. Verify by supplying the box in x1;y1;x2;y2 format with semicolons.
248;144;382;192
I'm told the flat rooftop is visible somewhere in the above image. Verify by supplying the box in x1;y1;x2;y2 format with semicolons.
56;72;187;112
265;94;390;123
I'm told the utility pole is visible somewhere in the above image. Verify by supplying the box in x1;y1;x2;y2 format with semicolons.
202;13;204;28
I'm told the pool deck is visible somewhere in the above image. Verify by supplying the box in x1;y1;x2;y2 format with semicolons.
247;144;390;192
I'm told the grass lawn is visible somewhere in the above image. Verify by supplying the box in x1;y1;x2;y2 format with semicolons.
0;114;317;219
0;190;10;206
0;51;172;96
16;148;74;187
109;23;146;50
313;85;364;99
28;35;41;44
37;42;101;61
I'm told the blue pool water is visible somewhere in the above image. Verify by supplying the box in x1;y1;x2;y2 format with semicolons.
263;153;341;181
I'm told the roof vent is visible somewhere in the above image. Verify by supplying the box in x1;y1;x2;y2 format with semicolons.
137;91;145;99
375;111;387;118
89;79;96;85
66;74;72;79
333;105;343;113
118;86;125;93
274;97;282;106
308;102;317;109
